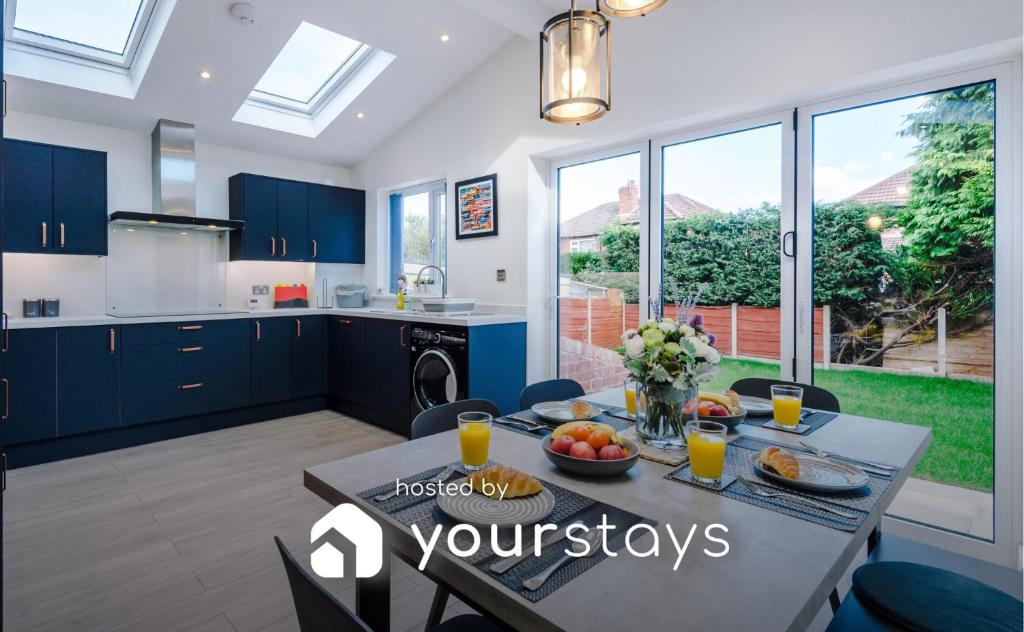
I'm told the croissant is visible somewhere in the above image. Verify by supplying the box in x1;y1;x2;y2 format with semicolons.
468;465;543;499
759;447;800;480
571;401;592;419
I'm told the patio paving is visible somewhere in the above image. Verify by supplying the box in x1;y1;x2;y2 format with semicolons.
888;477;993;539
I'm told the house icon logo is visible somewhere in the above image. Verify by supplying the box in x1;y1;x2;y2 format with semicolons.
310;504;383;579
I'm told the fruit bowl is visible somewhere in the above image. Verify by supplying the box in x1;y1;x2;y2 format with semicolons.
541;434;640;477
697;407;747;431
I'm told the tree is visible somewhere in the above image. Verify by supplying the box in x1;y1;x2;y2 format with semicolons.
402;213;430;263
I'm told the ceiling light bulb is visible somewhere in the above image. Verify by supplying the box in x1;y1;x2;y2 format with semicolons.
440;33;450;42
356;112;365;119
561;67;589;96
199;70;212;80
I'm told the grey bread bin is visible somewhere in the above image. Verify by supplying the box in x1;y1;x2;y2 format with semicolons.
335;284;367;308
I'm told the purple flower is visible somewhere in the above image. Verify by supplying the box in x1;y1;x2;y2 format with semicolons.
708;334;717;347
689;313;704;328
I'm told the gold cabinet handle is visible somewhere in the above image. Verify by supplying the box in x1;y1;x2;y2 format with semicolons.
60;223;65;248
281;237;287;257
338;319;352;325
41;221;47;248
399;324;406;348
1;378;9;420
109;328;116;353
1;453;6;492
179;383;203;390
255;320;261;341
2;312;8;353
178;346;203;353
312;239;317;258
295;318;301;338
178;324;203;331
3;78;6;119
270;236;276;257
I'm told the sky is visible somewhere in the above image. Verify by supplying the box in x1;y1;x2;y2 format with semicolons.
558;95;927;221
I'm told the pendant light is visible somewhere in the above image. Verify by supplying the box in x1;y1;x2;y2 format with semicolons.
597;0;668;17
539;0;611;125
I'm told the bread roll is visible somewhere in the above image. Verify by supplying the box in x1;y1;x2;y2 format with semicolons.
468;465;543;499
759;447;800;480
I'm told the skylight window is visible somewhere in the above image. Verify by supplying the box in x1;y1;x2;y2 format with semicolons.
12;0;145;55
233;21;395;138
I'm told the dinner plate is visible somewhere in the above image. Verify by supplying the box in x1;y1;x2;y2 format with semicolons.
738;396;774;417
531;400;602;423
436;478;555;527
751;453;869;492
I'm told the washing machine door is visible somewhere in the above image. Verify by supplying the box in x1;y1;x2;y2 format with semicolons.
413;348;459;411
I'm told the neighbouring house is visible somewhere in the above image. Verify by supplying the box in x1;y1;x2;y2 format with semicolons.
559;180;714;253
845;166;914;251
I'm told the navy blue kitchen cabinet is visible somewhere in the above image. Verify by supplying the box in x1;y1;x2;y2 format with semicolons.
2;139;107;255
57;326;120;436
53;146;108;255
229;174;278;260
251;317;293;405
308;184;365;263
363;319;411;435
276;180;309;261
291;316;326;398
328;316;366;403
0;328;57;445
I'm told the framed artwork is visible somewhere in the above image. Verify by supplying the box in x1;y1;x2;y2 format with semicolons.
455;173;498;239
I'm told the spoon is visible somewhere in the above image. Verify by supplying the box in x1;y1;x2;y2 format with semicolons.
522;529;603;591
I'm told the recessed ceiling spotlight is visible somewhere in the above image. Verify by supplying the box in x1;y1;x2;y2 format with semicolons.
356;112;365;119
440;33;450;42
199;69;212;80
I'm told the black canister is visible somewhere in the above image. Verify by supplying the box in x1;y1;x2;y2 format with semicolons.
23;299;42;318
43;298;61;317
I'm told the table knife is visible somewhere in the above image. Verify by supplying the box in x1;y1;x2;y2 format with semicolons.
489;524;575;574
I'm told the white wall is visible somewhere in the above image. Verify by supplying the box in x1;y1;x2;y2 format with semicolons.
352;0;1023;380
3;111;359;315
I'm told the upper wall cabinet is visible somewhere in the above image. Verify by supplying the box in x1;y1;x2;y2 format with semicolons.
229;173;365;264
2;139;107;255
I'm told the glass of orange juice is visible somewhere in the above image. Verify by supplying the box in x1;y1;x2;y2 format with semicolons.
457;412;492;470
624;379;638;417
771;385;804;428
684;420;728;485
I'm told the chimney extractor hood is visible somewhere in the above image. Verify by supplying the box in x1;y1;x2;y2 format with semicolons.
109;119;243;232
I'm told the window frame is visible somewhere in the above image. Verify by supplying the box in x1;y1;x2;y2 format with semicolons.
246;43;375;117
392;180;448;289
3;0;158;69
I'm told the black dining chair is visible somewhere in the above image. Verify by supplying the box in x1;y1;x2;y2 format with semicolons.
730;378;840;413
518;379;585;411
411;399;501;440
275;537;501;632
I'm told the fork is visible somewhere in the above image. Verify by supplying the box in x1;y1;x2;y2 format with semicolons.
799;441;897;472
374;465;456;502
736;476;857;519
496;415;547;432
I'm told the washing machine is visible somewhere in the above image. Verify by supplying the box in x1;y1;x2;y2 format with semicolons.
410;326;468;418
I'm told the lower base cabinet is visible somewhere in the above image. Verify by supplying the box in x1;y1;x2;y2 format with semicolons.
291;316;326;398
0;329;57;444
57;326;121;436
122;372;250;426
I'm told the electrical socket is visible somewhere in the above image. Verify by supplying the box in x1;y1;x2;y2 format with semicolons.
496;269;507;282
252;285;270;295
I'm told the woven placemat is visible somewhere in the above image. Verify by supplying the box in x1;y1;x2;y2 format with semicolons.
498;407;634;439
664;435;898;532
617;425;689;466
741;409;839;435
357;462;655;602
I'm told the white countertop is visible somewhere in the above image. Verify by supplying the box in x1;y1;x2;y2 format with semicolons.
6;307;526;329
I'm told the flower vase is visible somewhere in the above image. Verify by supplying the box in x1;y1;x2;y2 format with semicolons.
634;383;698;449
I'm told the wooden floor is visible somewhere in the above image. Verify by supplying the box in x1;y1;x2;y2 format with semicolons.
3;411;480;632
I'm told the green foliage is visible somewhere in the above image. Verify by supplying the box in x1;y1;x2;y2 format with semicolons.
600;223;641;273
402;213;430;263
559;251;604;276
811;202;891;318
575;271;641;303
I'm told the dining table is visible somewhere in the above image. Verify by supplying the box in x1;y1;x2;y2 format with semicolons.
304;388;931;632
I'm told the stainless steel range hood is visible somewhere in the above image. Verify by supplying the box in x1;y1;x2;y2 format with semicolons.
109;119;243;232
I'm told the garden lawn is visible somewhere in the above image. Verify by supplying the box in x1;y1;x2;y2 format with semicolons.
704;358;993;492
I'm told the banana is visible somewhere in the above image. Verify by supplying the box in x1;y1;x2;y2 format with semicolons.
698;391;733;407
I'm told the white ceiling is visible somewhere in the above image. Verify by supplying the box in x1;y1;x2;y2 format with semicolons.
2;0;568;167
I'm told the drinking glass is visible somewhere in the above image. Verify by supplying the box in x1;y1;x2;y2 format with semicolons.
683;420;728;484
771;385;804;428
623;379;638;417
457;412;492;470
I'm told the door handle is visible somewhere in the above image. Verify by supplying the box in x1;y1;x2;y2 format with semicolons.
782;230;797;257
178;346;203;353
41;222;47;248
1;453;6;492
338;319;351;325
255;320;262;341
109;328;116;353
312;239;317;258
3;312;8;353
399;324;406;348
3;78;7;119
281;237;287;257
179;383;204;390
270;236;276;257
60;223;66;249
178;324;203;331
2;378;9;420
295;318;301;338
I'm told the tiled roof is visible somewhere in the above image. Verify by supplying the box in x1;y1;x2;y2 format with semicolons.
846;167;913;207
560;194;714;238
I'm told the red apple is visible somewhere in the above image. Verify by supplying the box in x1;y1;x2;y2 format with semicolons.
598;445;626;460
550;435;575;455
569;441;597;460
709;404;730;417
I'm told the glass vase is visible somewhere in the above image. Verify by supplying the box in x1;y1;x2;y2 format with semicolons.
634;383;698;450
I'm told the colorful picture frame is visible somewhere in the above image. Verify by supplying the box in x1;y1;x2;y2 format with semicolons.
455;173;498;239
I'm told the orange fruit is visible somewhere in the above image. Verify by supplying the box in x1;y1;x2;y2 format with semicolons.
568;424;592;442
587;430;611;450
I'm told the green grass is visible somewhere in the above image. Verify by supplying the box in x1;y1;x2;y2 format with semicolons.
705;358;994;492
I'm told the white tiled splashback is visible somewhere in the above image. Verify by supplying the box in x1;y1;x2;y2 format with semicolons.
3;253;107;316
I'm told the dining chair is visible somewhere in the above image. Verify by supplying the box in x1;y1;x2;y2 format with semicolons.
275;537;502;632
730;378;841;412
411;399;501;440
518;379;585;411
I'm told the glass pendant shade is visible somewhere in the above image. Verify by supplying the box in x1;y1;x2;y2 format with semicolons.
598;0;668;17
540;4;610;124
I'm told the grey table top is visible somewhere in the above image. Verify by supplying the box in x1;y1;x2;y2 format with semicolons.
305;393;930;632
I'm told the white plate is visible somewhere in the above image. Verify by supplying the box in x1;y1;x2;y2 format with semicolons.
738;396;774;417
436;478;555;527
530;400;602;423
752;453;869;492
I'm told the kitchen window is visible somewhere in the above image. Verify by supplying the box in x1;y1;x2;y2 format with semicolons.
389;181;447;293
